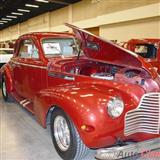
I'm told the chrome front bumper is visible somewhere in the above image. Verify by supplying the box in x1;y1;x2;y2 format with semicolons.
95;138;160;160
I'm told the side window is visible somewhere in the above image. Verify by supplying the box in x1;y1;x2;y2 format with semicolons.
135;44;157;59
18;39;39;59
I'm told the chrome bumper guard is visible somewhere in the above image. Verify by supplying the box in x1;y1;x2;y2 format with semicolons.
95;138;160;160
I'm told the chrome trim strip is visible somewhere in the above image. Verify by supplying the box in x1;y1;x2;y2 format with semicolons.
23;101;31;107
48;72;75;81
19;99;28;105
125;119;158;125
19;99;31;107
10;60;47;69
95;137;160;160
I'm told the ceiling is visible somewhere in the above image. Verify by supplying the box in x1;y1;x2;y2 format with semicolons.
0;0;81;30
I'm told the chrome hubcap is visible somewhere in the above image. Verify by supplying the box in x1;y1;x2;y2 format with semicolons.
54;116;70;151
2;80;7;97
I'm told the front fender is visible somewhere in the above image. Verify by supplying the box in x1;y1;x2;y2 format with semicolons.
34;82;145;148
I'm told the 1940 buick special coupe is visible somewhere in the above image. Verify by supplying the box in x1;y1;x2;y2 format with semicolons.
1;24;160;160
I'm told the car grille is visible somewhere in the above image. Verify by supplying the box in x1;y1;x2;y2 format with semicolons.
125;93;160;136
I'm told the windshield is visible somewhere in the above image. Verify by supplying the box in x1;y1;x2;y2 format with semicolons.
0;49;13;55
42;38;79;58
134;44;157;58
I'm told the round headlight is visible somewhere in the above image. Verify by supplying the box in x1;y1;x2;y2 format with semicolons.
107;97;124;118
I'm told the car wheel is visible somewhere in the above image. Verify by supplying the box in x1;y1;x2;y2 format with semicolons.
50;108;89;160
2;76;12;102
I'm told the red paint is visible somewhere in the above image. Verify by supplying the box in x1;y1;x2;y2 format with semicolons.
1;25;159;149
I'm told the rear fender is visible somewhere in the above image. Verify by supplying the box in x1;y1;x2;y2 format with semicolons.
1;64;13;93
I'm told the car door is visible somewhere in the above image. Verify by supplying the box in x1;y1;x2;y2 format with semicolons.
11;39;28;98
13;38;47;100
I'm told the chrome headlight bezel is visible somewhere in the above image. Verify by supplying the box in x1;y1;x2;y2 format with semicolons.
107;97;124;118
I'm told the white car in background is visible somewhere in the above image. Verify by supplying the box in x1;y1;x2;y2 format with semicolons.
0;48;13;67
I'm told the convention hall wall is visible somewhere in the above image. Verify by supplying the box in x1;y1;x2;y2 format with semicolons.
0;0;159;43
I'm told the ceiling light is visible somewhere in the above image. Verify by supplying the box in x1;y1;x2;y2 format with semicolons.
25;4;39;8
11;12;23;15
35;0;49;3
2;18;12;21
17;9;30;12
6;15;17;18
0;20;8;23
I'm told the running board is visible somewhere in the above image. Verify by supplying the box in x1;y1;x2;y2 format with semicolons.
20;99;34;114
12;92;34;114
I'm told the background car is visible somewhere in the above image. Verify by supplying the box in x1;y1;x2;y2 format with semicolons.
121;39;160;73
0;48;14;68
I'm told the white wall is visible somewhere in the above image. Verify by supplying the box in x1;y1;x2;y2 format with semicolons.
100;17;160;41
0;0;160;43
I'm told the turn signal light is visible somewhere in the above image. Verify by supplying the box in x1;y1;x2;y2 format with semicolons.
81;125;95;132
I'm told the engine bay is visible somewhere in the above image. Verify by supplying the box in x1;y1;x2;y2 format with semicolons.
47;58;160;92
60;59;149;86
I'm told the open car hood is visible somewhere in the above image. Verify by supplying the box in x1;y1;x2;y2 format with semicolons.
65;23;151;70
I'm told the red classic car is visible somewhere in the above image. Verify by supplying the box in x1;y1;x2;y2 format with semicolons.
1;24;160;160
122;39;160;74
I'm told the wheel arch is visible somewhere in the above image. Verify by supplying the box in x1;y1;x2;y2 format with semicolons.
46;105;59;126
46;105;78;127
33;93;83;129
1;64;13;93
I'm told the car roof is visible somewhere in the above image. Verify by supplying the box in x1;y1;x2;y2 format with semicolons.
128;39;160;45
19;32;74;39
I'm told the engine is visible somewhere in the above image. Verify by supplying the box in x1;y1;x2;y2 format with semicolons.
90;68;145;85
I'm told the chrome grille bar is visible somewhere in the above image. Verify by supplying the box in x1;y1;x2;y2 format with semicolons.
125;92;160;136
